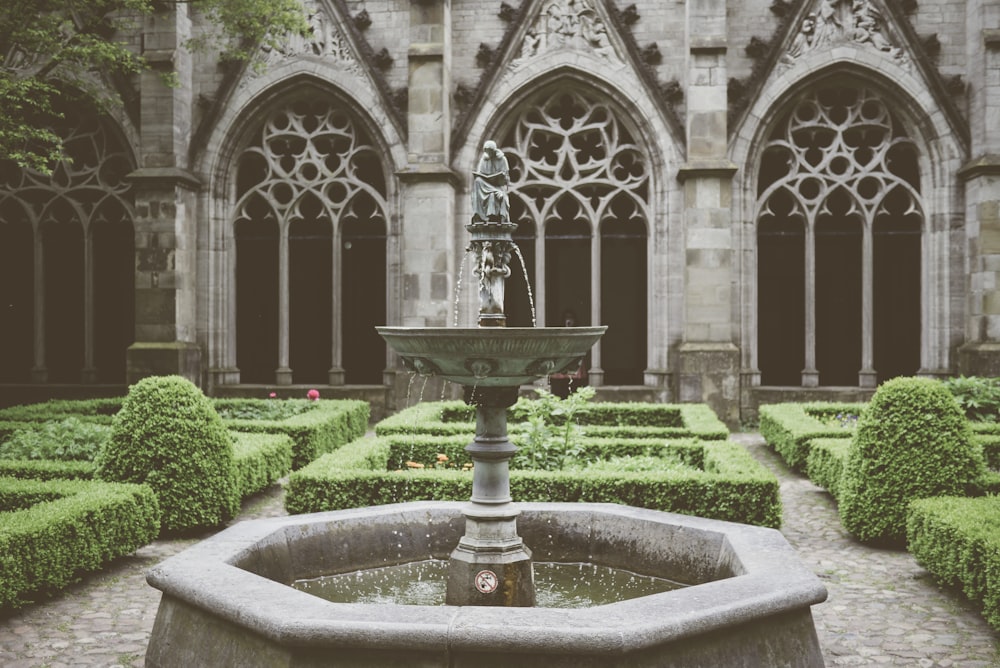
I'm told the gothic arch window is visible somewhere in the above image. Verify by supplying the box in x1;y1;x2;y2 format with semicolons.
233;95;388;385
502;87;650;384
0;105;134;384
756;85;922;387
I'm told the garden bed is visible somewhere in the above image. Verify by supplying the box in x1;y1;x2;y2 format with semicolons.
285;433;781;528
0;477;160;608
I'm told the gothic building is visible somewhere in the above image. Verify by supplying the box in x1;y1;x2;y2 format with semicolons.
2;0;998;424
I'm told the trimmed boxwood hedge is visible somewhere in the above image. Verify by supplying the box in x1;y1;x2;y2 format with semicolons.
0;477;160;608
758;402;866;471
839;377;986;545
97;376;240;534
805;437;852;500
907;495;1000;631
224;399;369;469
376;400;729;441
285;435;781;528
0;396;370;471
231;432;293;498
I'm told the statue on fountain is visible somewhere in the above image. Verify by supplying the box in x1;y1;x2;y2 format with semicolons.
471;140;510;222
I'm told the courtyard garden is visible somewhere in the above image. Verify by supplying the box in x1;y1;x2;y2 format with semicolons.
1;373;999;659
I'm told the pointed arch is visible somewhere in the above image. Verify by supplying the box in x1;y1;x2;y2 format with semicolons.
734;66;964;387
205;76;398;386
458;73;665;386
0;98;136;385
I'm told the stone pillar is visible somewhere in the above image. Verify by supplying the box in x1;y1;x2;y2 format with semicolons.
959;8;1000;376
676;0;739;426
390;0;457;404
126;4;201;385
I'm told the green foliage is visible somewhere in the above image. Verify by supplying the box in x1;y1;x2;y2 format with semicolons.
0;398;121;422
907;496;1000;632
0;0;308;172
942;376;1000;423
213;398;314;421
231;431;293;499
0;458;96;481
0;477;159;608
224;399;369;469
96;375;239;534
0;418;110;462
805;437;852;500
286;436;781;528
839;377;986;545
511;387;595;471
758;402;867;471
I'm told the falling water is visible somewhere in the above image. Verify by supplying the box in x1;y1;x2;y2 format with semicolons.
453;248;474;327
511;243;537;327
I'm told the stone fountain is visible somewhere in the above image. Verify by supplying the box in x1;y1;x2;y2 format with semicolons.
144;141;828;666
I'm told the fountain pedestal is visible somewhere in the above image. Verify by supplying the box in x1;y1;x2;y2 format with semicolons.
446;386;534;606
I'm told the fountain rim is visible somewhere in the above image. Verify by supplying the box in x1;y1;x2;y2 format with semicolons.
146;501;827;655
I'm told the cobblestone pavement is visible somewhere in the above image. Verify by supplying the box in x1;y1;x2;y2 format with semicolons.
1;435;998;667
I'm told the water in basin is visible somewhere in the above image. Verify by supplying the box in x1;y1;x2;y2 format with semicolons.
293;559;684;608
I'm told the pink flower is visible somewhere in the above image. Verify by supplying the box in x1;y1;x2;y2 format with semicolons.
268;392;277;398
307;389;320;401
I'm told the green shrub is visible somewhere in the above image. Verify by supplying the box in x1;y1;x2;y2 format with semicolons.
758;402;865;471
512;387;595;471
839;377;986;544
223;399;369;469
0;418;110;462
285;437;781;527
0;459;95;481
907;496;1000;631
96;375;239;534
805;437;852;500
231;431;294;498
942;376;1000;423
0;477;159;608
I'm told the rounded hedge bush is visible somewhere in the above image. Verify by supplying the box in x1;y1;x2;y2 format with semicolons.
839;377;986;545
96;375;239;534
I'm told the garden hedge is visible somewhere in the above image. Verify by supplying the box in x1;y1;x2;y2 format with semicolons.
285;435;781;528
907;495;1000;632
0;477;159;608
839;377;986;544
222;399;369;469
376;400;729;441
0;396;370;471
231;431;294;499
97;376;240;534
758;402;865;471
805;437;852;500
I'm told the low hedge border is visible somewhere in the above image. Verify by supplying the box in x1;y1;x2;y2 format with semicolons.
758;402;866;471
380;433;706;471
285;436;781;528
0;430;293;498
0;477;160;608
907;495;1000;631
376;400;729;441
231;432;294;498
805;437;852;500
0;398;370;471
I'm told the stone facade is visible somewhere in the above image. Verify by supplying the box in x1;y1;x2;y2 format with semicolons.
1;0;998;425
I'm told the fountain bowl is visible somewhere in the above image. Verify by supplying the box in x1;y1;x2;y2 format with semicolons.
145;501;828;667
375;326;606;386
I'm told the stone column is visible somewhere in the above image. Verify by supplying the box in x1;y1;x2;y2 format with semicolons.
126;4;201;384
391;0;458;404
959;5;1000;376
676;0;739;426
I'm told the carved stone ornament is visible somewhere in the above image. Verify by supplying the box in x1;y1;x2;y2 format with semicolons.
781;0;908;67
241;0;359;87
512;0;618;67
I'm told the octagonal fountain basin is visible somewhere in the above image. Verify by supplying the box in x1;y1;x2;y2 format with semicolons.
145;502;828;667
375;326;606;386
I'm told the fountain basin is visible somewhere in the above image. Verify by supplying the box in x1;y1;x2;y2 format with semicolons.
376;326;606;386
145;501;828;667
